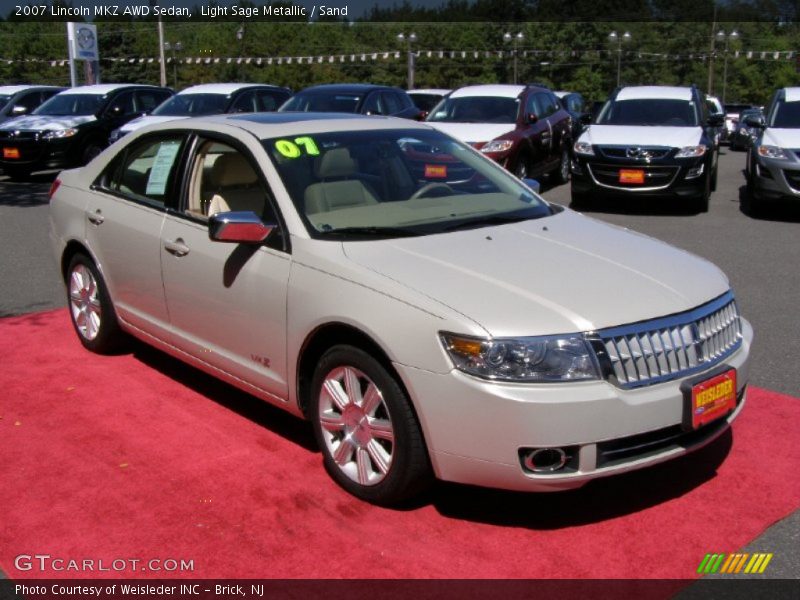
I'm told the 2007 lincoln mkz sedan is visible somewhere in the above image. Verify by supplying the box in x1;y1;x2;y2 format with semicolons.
49;113;752;505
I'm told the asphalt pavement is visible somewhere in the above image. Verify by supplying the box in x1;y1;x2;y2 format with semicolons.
0;147;797;581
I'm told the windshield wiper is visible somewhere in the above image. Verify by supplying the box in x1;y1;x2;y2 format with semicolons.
442;213;540;232
316;226;422;238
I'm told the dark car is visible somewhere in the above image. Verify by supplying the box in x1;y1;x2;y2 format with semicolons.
0;84;173;179
0;85;65;126
730;108;764;151
279;84;422;120
555;90;589;144
109;82;292;143
426;83;573;183
407;88;451;117
723;102;757;144
571;85;722;212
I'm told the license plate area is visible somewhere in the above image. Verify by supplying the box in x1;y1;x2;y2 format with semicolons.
3;147;20;159
681;367;737;431
619;169;645;184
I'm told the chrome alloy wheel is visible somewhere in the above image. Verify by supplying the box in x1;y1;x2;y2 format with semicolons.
69;264;102;341
318;366;395;486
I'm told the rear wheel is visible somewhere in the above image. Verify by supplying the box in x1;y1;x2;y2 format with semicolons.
551;147;571;185
66;253;125;353
310;345;432;506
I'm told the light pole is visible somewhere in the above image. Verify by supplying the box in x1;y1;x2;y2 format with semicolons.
397;32;417;90
236;25;245;82
163;41;182;88
503;31;524;84
608;30;631;87
716;29;739;104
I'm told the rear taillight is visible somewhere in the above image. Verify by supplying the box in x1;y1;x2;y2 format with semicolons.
48;178;61;201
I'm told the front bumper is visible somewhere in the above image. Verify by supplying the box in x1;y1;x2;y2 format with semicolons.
0;135;79;171
397;318;752;492
572;153;708;199
751;154;800;201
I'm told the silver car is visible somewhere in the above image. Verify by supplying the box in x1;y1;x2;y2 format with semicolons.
49;113;753;505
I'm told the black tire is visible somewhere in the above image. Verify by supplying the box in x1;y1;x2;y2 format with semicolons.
710;163;718;192
695;172;711;213
82;144;104;165
66;253;125;354
310;345;432;506
570;188;589;210
550;147;571;185
513;152;530;180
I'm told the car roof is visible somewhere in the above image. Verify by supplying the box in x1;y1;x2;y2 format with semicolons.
0;85;64;95
141;112;431;138
58;84;165;96
616;86;693;101
176;83;286;96
297;84;396;94
450;85;526;99
783;87;800;102
408;89;451;95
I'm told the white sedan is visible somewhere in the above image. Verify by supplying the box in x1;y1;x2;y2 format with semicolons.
49;113;752;505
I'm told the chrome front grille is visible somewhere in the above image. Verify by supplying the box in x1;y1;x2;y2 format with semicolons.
597;146;671;160
593;292;742;388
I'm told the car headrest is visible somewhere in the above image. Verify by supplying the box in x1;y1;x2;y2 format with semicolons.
314;148;357;179
211;153;258;187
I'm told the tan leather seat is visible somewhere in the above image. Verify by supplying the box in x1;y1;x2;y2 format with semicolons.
207;153;264;216
303;148;379;215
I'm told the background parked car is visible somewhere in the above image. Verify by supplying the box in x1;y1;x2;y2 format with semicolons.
571;85;722;212
0;85;64;125
745;87;800;213
426;83;572;183
0;83;173;179
555;90;589;145
706;94;725;145
110;83;291;143
279;84;422;119
729;107;764;151
407;88;451;118
723;102;757;144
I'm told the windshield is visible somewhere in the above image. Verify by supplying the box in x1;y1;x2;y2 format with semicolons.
597;99;699;127
768;100;800;128
33;93;104;116
280;93;361;113
427;96;519;124
264;129;550;239
410;93;445;113
153;93;228;116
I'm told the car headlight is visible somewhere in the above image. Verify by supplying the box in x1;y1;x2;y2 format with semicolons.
675;145;707;158
480;139;514;153
573;141;594;156
41;128;78;140
757;145;788;159
439;332;600;382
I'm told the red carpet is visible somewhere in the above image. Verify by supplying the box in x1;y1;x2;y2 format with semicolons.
0;309;798;579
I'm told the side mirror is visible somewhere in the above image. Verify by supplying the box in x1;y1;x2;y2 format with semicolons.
707;114;725;127
209;211;275;244
744;115;765;128
579;112;593;126
522;178;541;194
10;105;28;116
526;113;538;124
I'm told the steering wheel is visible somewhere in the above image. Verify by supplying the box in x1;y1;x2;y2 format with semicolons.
409;182;456;200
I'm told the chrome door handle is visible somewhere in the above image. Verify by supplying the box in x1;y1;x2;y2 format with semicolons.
87;210;104;225
164;239;190;257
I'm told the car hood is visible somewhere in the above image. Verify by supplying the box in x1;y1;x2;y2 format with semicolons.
0;114;96;131
761;128;800;149
426;122;516;144
120;115;188;133
580;125;702;148
343;209;729;336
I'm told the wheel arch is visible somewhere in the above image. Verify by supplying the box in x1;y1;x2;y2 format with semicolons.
60;240;95;282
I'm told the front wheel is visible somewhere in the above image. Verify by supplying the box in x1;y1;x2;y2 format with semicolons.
66;253;125;353
513;153;530;180
310;345;432;506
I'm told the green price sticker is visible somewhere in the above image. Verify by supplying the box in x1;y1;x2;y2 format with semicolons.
275;136;320;158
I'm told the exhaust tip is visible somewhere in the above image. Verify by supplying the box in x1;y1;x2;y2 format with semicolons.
523;447;568;473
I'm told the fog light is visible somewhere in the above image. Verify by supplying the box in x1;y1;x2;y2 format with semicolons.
523;448;567;473
686;163;705;179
